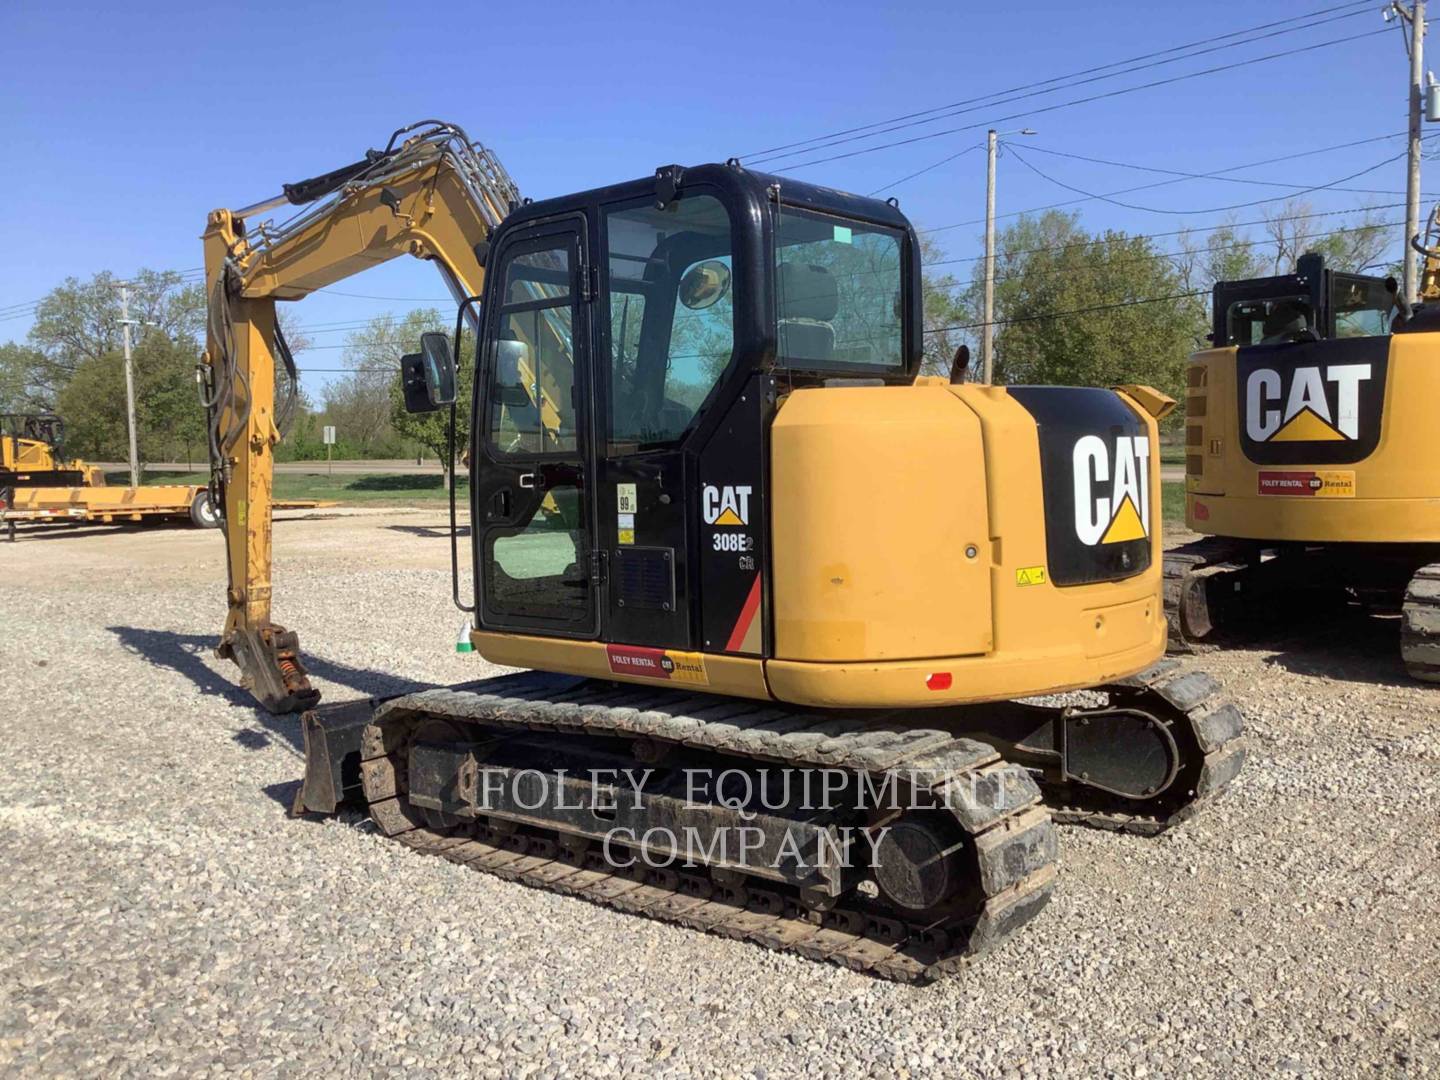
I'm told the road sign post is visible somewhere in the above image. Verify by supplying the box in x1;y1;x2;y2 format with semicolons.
323;425;336;477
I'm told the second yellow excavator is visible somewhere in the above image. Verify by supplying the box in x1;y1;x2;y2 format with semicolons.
202;120;1244;982
1168;245;1440;682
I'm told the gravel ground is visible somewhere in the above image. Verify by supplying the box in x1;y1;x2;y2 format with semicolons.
2;512;1437;1078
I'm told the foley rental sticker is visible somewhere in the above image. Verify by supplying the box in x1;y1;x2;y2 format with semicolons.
605;644;709;685
1257;470;1356;498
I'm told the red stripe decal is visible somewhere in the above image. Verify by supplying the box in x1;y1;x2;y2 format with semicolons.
724;574;763;653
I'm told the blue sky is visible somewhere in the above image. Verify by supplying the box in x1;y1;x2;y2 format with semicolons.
0;0;1425;392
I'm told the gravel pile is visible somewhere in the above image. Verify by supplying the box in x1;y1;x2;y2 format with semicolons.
1;512;1437;1077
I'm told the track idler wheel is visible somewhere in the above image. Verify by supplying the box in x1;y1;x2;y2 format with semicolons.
871;814;973;916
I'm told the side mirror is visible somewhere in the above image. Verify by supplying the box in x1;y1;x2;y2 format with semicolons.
420;332;457;407
400;353;437;413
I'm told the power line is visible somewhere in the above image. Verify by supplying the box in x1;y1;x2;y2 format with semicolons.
315;288;452;302
295;365;399;372
742;1;1372;164
869;143;983;196
1017;137;1422;193
924;289;1210;336
767;28;1390;173
0;267;207;324
1005;143;1410;216
926;201;1408;267
953;216;1402;291
920;132;1425;234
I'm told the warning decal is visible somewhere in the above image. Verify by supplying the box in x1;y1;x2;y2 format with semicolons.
605;644;709;685
1015;566;1048;587
1257;470;1355;498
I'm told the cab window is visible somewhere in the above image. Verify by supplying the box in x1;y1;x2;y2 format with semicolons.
1226;297;1315;346
775;206;904;369
486;240;578;457
1332;274;1392;338
604;196;735;452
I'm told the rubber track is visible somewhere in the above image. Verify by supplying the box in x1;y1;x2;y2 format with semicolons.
1056;659;1247;836
1162;537;1253;652
1402;564;1440;683
357;674;1058;984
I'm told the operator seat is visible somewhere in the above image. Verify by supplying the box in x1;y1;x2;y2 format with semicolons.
1261;299;1319;345
777;262;839;361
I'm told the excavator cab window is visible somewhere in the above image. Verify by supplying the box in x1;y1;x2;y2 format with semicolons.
1226;297;1317;346
603;195;735;452
486;239;579;456
1331;273;1393;338
774;206;904;370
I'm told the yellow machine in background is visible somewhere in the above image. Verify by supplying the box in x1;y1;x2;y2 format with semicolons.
202;121;1245;982
0;414;104;491
1169;250;1440;680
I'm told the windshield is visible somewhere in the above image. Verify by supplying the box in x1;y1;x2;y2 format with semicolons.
774;205;904;369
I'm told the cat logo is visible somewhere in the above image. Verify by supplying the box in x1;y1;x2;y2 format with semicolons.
1072;435;1151;547
702;484;751;527
1245;363;1370;443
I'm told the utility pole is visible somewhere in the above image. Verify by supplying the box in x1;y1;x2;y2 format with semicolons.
982;129;998;384
980;128;1034;383
117;281;141;488
1394;0;1428;303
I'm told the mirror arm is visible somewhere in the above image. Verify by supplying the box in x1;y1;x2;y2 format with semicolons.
450;295;483;616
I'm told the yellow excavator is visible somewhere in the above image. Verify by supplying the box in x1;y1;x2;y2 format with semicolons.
203;120;1244;983
1168;243;1440;681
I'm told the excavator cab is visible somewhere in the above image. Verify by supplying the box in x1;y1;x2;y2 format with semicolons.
1210;252;1397;347
412;163;923;662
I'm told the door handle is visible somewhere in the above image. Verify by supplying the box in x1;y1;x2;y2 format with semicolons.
489;489;510;519
518;472;539;489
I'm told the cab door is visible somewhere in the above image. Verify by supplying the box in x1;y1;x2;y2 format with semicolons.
472;215;598;637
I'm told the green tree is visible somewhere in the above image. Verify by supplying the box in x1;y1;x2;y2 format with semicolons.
53;335;207;464
54;351;128;458
918;234;973;377
317;310;437;458
25;269;203;407
960;211;1194;415
0;342;49;412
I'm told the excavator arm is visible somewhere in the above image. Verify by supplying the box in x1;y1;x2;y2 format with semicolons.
201;121;519;713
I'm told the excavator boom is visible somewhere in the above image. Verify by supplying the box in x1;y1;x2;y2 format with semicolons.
201;121;517;711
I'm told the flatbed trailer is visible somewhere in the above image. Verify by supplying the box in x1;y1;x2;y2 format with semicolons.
1;484;327;538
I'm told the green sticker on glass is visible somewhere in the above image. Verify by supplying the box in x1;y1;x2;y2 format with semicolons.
833;225;853;244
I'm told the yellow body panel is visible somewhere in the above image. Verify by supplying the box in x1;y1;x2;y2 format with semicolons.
1185;333;1440;542
474;382;1170;709
770;384;995;661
